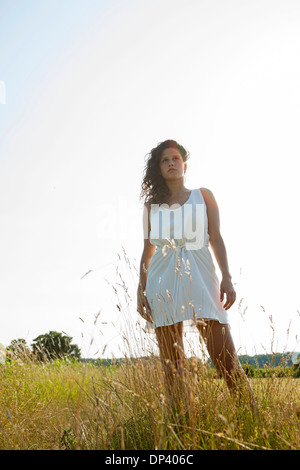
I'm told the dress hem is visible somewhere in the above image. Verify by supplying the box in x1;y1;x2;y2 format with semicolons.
144;315;230;334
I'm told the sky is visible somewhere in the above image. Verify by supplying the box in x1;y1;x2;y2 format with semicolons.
1;0;300;359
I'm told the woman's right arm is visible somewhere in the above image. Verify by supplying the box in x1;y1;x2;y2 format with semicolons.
137;202;156;322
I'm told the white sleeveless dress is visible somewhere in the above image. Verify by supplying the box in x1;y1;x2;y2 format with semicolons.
145;188;229;331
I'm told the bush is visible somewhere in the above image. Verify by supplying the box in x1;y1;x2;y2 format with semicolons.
31;331;81;362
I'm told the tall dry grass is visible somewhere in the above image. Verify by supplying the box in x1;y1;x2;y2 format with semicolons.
0;246;299;450
0;354;299;450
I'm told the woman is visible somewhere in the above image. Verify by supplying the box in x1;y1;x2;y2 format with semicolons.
137;139;254;410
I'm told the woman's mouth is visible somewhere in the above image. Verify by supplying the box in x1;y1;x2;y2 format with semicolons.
168;168;176;172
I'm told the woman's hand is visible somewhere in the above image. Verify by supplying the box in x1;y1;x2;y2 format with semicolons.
137;287;153;323
220;276;236;310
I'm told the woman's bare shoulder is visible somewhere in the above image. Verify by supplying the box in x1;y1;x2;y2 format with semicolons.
199;187;218;208
143;200;152;214
199;187;215;198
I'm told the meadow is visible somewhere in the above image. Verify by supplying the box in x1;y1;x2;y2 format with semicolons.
1;249;299;450
0;354;299;450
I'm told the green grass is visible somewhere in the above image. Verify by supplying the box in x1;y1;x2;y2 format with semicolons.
0;356;299;450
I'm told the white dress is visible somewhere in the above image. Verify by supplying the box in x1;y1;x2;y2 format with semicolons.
145;188;229;330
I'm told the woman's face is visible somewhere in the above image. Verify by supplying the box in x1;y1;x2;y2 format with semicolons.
159;147;187;180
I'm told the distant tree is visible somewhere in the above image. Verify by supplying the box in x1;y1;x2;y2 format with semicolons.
31;331;81;361
7;338;32;361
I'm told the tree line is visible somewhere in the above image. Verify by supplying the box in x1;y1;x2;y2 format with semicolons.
4;331;300;377
6;331;81;362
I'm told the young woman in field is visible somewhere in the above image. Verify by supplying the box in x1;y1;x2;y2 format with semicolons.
137;139;254;412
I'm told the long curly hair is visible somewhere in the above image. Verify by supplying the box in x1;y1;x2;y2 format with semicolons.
140;139;190;206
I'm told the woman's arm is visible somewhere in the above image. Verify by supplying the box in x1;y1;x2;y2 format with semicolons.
137;202;156;322
200;188;236;310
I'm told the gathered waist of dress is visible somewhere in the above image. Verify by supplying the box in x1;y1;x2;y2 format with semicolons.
153;238;209;254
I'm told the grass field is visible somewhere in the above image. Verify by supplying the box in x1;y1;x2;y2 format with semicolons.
0;355;299;450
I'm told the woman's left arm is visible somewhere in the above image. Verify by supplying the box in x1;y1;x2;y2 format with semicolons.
200;188;236;310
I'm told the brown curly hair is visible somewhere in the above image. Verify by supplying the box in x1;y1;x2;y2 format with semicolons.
139;139;190;206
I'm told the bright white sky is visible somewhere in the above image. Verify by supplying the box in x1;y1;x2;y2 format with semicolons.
1;0;300;359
